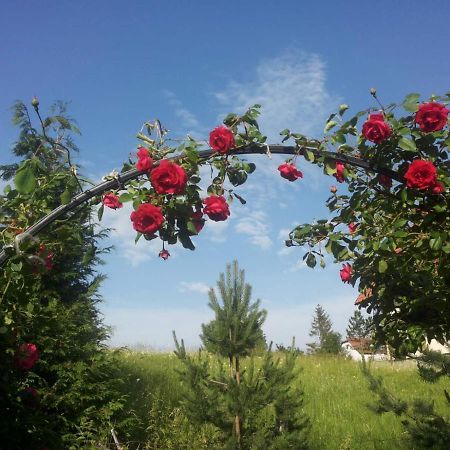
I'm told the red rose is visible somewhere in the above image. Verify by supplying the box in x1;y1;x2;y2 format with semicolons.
348;222;358;234
136;147;154;172
192;210;205;233
209;125;235;154
404;160;437;190
102;193;123;210
415;102;449;132
15;343;39;370
130;203;164;234
340;263;352;283
361;113;392;143
158;249;170;260
278;163;303;181
432;181;444;194
378;174;392;189
203;195;230;221
151;159;187;195
335;162;345;183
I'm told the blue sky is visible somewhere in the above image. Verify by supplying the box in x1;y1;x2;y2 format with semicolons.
2;1;450;349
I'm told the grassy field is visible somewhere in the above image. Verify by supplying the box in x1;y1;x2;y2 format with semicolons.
113;351;449;450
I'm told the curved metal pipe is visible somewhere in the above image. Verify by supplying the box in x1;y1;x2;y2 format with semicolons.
0;144;402;267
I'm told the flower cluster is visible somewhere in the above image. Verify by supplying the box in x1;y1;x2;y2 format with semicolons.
103;122;249;259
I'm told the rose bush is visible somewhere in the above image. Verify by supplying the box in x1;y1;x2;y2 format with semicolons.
285;91;450;352
3;92;450;365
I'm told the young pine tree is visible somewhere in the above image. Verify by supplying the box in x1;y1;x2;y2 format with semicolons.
174;261;309;450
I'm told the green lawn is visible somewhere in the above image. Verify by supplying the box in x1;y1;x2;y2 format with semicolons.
113;351;448;449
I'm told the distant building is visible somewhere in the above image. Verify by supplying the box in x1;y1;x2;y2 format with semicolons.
341;338;388;361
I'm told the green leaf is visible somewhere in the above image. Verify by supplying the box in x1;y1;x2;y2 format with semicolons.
97;204;104;221
378;260;388;273
233;193;247;205
339;104;349;116
60;189;71;204
304;150;315;162
119;193;133;203
400;189;408;203
324;121;338;133
243;163;256;174
429;235;443;251
398;137;417;152
402;93;420;112
178;231;195;250
186;220;198;235
306;253;317;268
14;163;36;194
325;164;335;176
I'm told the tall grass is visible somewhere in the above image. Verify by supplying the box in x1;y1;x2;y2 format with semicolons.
112;351;448;449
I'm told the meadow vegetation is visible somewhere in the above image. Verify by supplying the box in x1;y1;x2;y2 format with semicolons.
112;351;448;450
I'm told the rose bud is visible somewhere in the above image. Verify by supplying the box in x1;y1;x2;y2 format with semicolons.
335;162;345;183
159;249;170;260
340;263;352;283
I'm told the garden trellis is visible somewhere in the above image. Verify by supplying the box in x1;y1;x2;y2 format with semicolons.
2;92;450;353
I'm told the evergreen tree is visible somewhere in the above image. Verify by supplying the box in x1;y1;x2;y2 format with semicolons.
174;261;309;449
362;352;450;449
307;304;333;353
346;310;373;340
0;100;125;448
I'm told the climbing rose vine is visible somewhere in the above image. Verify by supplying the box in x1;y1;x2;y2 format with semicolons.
4;93;450;355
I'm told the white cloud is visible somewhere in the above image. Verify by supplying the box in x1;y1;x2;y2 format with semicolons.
214;49;339;141
163;90;206;137
178;281;211;295
234;209;272;249
205;218;230;243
